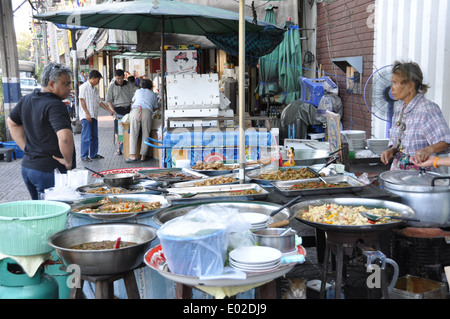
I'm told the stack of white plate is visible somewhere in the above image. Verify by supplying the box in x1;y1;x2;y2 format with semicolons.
229;246;282;272
367;139;390;155
341;130;366;151
240;212;270;230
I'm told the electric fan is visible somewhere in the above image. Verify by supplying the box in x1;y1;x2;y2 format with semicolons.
364;65;397;136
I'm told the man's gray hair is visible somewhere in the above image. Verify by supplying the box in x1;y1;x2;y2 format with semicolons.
41;63;72;87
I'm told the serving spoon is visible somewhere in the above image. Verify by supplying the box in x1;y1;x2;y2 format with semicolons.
144;187;221;198
359;211;420;222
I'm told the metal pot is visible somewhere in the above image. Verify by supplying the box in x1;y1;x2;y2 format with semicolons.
47;223;157;275
85;166;136;188
379;170;450;227
102;173;136;188
252;228;297;253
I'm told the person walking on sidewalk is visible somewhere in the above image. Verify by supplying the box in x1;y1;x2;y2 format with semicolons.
7;62;76;200
106;69;137;155
79;70;115;162
126;79;158;163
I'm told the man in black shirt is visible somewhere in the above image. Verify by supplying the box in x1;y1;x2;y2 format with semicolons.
7;63;76;200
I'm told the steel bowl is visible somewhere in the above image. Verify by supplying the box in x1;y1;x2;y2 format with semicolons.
103;173;136;188
47;223;157;275
252;228;297;253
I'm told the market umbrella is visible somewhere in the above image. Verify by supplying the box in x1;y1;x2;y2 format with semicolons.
34;0;284;170
255;6;280;99
278;21;303;105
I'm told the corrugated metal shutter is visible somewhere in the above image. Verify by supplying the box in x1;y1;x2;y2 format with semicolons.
373;0;450;138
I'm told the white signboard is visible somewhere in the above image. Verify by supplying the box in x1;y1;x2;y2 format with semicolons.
166;50;198;75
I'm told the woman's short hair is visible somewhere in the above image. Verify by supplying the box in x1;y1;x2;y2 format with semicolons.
40;63;72;87
392;61;430;94
140;78;153;90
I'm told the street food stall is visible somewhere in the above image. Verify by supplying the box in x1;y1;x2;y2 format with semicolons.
2;146;450;300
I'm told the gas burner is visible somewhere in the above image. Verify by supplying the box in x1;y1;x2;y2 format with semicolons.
390;227;450;282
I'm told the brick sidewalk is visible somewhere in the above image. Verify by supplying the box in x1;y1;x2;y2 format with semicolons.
0;109;159;203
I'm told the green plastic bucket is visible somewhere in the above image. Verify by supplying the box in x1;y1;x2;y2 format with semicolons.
0;201;70;256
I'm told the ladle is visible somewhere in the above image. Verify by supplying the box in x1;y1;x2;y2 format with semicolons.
144;187;220;198
270;195;303;217
359;211;420;222
85;166;105;177
306;166;329;184
279;227;294;236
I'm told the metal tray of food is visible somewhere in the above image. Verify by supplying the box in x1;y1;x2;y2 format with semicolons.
189;162;239;176
273;175;366;196
163;183;269;203
136;168;208;183
70;194;170;220
246;166;335;185
171;173;240;188
76;180;160;196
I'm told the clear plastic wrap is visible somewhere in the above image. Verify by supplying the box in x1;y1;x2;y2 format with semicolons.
157;205;253;277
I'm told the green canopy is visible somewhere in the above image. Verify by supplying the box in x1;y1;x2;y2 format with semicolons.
34;0;283;38
278;21;303;105
35;0;285;135
255;6;280;97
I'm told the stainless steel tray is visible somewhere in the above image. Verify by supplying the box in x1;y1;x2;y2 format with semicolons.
136;168;208;183
171;173;240;188
190;163;261;176
70;194;170;220
273;175;366;196
246;166;335;185
163;183;268;203
189;163;239;176
76;180;160;196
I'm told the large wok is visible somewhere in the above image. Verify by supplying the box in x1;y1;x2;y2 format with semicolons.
293;198;416;233
153;201;294;226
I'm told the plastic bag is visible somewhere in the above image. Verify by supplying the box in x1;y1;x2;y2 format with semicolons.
157;205;253;277
316;93;343;123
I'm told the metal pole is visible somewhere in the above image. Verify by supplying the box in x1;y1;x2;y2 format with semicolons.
0;0;21;123
238;0;246;183
70;30;79;121
160;17;165;134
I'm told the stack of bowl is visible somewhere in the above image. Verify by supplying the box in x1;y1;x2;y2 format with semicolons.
341;130;366;151
367;139;390;155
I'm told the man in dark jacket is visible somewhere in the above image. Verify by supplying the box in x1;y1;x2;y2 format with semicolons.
7;62;76;200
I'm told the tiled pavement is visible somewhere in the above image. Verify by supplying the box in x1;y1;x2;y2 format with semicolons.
0;109;159;203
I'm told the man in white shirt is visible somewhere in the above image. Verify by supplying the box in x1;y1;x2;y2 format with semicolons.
79;70;115;162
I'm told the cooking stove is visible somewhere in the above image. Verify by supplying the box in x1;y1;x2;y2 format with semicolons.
320;229;395;299
390;227;450;282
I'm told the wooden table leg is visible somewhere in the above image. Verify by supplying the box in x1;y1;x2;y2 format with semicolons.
123;270;141;299
176;283;192;299
69;279;85;299
255;280;277;299
95;280;114;299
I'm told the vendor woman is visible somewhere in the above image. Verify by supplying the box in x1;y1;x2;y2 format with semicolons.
380;61;450;170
